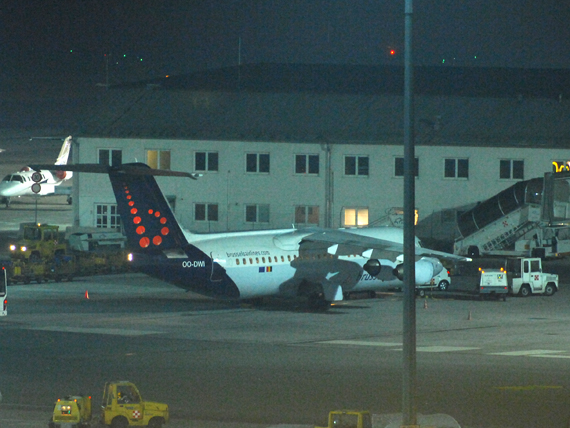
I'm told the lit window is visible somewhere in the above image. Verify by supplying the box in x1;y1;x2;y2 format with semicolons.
146;150;171;169
343;207;369;227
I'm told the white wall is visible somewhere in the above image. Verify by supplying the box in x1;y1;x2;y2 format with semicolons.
74;137;568;238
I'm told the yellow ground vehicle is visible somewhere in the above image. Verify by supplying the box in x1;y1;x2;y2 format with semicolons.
49;395;92;428
10;222;66;262
100;381;169;428
316;410;372;428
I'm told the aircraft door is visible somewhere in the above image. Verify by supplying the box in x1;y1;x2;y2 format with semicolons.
209;252;225;282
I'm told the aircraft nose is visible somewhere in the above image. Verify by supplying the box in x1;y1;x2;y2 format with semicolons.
0;183;23;197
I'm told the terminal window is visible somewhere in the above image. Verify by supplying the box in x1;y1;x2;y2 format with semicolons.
195;203;218;222
95;204;121;228
295;154;319;175
195;152;219;172
146;150;171;170
500;159;524;179
246;153;270;173
295;206;319;225
245;204;270;223
98;149;122;167
444;158;469;178
343;207;369;227
345;156;369;176
394;157;419;177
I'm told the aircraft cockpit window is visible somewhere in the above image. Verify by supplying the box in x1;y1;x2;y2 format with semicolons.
1;175;11;182
12;175;24;183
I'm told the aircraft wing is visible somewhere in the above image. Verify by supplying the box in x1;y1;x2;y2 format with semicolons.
288;228;471;262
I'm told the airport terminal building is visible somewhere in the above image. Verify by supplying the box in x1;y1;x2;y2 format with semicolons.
70;64;570;241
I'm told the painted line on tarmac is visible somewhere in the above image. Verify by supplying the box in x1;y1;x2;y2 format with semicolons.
30;326;161;336
315;339;402;347
495;385;564;391
315;341;480;353
412;346;480;353
488;349;566;357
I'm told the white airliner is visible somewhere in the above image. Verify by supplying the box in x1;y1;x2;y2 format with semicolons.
31;162;469;309
0;136;73;207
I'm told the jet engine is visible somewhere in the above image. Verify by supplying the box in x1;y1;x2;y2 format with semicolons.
392;257;443;284
363;259;382;277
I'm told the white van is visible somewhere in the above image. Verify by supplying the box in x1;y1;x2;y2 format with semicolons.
416;268;451;296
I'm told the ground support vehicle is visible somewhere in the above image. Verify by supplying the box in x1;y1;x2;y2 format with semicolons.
48;395;92;428
316;410;372;428
100;381;169;428
505;257;558;296
8;259;50;284
478;268;508;301
454;174;570;258
6;223;130;284
10;223;66;262
416;268;451;296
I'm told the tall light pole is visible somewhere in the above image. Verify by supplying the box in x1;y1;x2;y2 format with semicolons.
402;0;417;426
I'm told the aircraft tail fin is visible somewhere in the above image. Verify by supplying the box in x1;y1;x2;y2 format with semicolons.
55;136;72;165
28;162;199;251
54;136;73;181
107;163;192;252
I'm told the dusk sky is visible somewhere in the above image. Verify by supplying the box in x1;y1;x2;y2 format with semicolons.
2;1;570;87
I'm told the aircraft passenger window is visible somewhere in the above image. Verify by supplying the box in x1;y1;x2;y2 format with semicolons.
281;256;284;262
262;257;265;263
256;257;259;264
243;258;246;265
249;258;253;264
236;259;240;265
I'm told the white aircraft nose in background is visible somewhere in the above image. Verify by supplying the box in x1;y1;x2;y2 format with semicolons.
0;136;73;207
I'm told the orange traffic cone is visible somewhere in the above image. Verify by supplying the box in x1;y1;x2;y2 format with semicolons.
85;290;90;299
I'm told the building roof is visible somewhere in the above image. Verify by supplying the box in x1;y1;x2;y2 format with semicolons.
78;63;570;147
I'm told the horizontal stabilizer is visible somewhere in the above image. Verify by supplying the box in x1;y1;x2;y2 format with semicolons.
29;162;200;179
